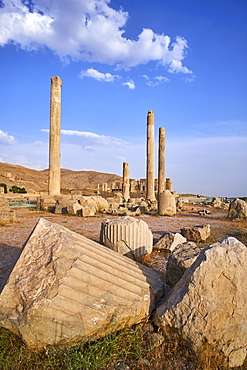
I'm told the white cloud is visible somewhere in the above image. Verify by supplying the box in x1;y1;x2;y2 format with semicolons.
84;145;95;151
142;74;170;87
122;79;135;89
0;130;17;145
0;0;192;73
33;140;43;147
41;128;131;147
79;68;120;82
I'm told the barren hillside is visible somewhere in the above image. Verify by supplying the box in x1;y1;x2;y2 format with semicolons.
0;163;121;193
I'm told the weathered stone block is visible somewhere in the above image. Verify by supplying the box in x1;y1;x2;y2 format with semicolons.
55;199;76;214
228;198;247;220
81;204;96;217
158;190;176;216
0;218;163;348
154;232;187;252
100;216;153;259
180;224;211;242
155;237;247;368
166;242;200;287
211;197;222;208
67;202;83;216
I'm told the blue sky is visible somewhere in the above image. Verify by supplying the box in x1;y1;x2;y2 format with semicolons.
0;0;246;197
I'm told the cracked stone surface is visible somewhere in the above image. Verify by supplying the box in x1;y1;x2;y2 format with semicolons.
0;218;164;348
154;237;247;368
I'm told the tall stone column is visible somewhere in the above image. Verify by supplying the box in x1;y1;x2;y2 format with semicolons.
122;162;130;201
146;110;155;201
48;76;62;196
158;127;165;197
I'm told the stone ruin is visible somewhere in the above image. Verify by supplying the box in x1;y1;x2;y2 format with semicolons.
0;214;247;367
45;80;176;216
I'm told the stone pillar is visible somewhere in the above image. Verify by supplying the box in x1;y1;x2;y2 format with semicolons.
158;127;165;197
166;178;172;192
122;162;130;201
146;110;155;201
48;76;62;196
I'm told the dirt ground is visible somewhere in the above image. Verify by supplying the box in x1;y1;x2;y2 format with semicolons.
0;204;247;287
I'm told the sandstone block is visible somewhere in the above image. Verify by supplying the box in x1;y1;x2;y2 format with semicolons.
154;232;187;252
81;204;96;217
100;216;153;259
0;218;164;349
90;196;109;212
39;196;56;211
166;242;200;287
154;237;247;368
67;202;83;216
228;198;247;220
180;224;210;242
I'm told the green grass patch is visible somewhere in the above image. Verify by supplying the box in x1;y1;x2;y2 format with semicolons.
0;325;145;370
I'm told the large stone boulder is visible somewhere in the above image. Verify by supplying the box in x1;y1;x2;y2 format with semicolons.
158;190;176;216
228;198;247;220
0;218;164;349
154;237;247;368
100;216;153;259
180;224;211;242
166;242;200;287
153;232;187;252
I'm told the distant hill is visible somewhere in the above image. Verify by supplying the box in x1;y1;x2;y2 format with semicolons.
0;163;121;193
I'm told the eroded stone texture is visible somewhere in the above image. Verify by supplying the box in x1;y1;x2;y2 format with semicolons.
166;242;200;287
180;224;210;242
158;190;176;216
228;198;247;220
100;216;153;259
154;237;247;368
0;218;163;348
153;232;186;252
